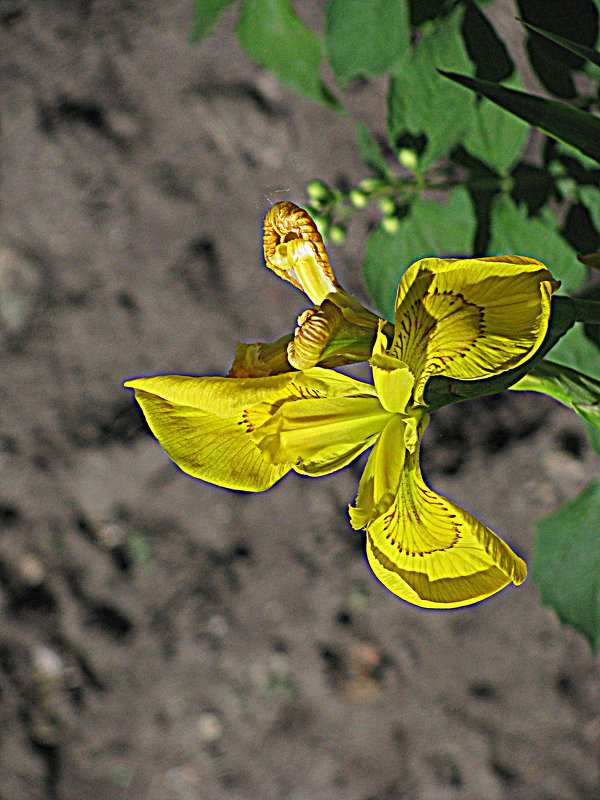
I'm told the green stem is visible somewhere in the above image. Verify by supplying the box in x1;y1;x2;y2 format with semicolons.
573;299;600;324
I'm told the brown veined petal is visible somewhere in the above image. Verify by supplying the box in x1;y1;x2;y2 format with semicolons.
391;256;560;404
358;419;527;608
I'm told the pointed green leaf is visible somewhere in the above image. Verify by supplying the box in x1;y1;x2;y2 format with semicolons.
533;480;600;652
388;8;475;168
363;188;476;319
325;0;409;85
237;0;340;108
439;71;600;165
519;19;600;68
192;0;236;43
489;194;587;293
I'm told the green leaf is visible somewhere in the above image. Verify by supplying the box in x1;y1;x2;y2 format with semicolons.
553;140;600;171
363;187;476;319
579;185;600;230
510;359;600;435
547;323;600;380
546;322;600;450
460;1;514;82
463;78;529;175
519;18;600;68
325;0;409;85
237;0;340;108
356;124;392;178
533;480;600;652
388;8;475;168
192;0;236;43
463;75;529;174
439;71;600;165
489;194;587;294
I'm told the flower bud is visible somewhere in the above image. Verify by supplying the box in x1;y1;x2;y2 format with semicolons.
329;225;346;245
306;180;331;203
349;189;368;209
398;148;418;171
382;216;400;235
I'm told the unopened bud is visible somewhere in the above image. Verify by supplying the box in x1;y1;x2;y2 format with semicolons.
349;189;368;209
378;197;396;216
398;148;418;171
382;215;400;235
359;178;384;193
328;225;346;245
306;180;330;203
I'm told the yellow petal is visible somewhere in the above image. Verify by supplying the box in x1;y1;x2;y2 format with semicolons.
263;202;339;303
370;325;415;413
270;238;338;305
357;420;527;608
247;366;388;475
349;415;408;530
124;374;297;491
391;255;560;404
254;395;390;475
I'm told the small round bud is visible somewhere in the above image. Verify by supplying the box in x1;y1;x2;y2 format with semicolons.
378;197;396;216
359;177;384;193
382;215;400;235
557;177;577;199
349;189;368;209
328;224;346;245
548;161;564;177
398;148;418;171
306;180;330;202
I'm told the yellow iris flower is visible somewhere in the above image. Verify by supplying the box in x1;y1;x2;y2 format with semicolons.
125;203;559;608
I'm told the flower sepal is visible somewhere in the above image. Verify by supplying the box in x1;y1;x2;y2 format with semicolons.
422;294;576;411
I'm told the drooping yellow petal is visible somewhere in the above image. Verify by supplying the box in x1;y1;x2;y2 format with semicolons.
125;367;382;490
370;325;415;413
355;419;527;608
125;374;297;491
391;255;560;404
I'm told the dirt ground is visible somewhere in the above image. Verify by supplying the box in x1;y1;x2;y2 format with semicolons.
1;2;599;799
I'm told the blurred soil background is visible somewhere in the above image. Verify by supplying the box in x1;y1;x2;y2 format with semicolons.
1;1;599;799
